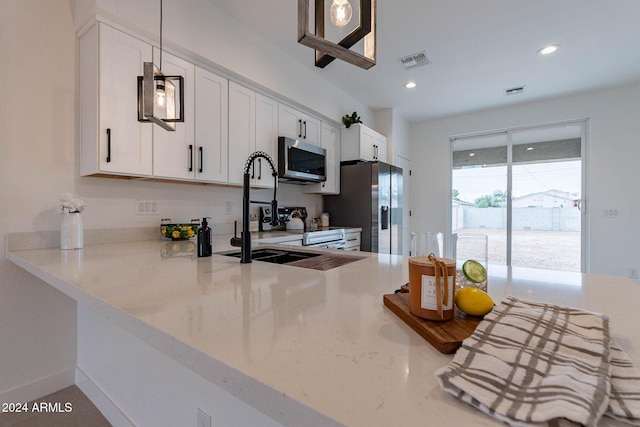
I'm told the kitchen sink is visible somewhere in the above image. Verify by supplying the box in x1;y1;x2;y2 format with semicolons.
218;248;322;265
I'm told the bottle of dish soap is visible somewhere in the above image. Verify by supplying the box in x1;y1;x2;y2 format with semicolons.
197;217;212;257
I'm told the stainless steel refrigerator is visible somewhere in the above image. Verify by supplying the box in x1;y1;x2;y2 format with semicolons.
324;161;403;254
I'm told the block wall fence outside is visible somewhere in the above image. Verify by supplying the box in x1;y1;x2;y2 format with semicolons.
453;207;581;232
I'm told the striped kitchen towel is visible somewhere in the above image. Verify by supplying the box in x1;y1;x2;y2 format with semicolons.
435;296;640;426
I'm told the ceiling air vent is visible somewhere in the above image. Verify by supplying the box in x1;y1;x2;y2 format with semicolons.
504;85;526;96
398;51;431;70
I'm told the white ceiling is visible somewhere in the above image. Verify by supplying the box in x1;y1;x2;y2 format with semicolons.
211;0;640;123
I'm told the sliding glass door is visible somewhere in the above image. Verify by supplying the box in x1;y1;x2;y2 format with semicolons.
450;121;586;272
451;132;508;266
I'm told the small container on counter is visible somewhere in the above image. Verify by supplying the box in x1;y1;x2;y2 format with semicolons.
249;213;259;232
197;217;212;257
409;255;456;321
320;212;329;227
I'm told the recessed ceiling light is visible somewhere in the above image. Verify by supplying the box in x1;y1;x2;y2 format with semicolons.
526;147;534;151
405;81;417;89
469;152;475;157
538;44;560;55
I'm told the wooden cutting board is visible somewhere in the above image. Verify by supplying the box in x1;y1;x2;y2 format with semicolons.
383;292;483;354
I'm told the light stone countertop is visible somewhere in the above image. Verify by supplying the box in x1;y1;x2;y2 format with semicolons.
6;236;639;427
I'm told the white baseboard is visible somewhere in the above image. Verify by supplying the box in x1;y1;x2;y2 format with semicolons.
0;368;75;404
75;367;135;427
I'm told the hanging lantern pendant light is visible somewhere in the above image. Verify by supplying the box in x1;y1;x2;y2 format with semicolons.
298;0;376;70
137;0;184;131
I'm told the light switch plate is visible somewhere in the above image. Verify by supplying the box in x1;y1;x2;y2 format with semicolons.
135;200;159;215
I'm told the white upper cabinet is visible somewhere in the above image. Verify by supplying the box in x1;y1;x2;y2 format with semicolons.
229;82;279;188
341;123;388;163
152;49;195;180
305;122;341;195
194;67;228;183
278;103;321;145
228;81;255;186
80;23;152;177
254;93;279;188
79;22;341;188
373;132;388;163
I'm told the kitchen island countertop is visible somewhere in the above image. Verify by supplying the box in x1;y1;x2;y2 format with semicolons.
6;237;639;426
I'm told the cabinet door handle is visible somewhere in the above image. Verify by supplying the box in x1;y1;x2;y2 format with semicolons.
106;128;111;163
258;158;262;180
251;162;255;179
198;146;203;173
188;145;193;172
303;121;307;139
298;119;302;138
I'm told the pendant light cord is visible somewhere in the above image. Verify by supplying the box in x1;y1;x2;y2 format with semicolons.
159;0;163;70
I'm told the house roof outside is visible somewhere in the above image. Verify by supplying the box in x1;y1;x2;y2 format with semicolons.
513;190;579;208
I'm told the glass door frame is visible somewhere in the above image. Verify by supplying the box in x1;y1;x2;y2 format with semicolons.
446;119;589;272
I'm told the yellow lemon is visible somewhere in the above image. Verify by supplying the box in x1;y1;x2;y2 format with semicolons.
455;287;494;316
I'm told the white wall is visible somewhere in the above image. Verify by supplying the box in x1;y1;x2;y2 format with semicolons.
0;0;78;403
0;0;372;401
410;84;640;276
374;108;411;161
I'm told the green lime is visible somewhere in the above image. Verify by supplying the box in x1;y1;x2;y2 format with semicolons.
462;260;487;284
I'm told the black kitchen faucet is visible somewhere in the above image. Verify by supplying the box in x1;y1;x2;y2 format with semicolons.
230;151;279;263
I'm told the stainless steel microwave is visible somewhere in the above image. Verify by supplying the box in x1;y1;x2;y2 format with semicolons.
278;137;326;183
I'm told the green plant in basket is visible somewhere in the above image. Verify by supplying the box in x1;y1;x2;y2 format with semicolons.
161;221;200;241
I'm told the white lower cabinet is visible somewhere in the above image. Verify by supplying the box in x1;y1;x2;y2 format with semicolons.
344;231;361;251
80;23;153;177
305;122;340;194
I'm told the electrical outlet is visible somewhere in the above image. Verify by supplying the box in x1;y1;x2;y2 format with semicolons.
135;200;159;215
602;208;621;218
225;201;233;215
197;408;211;427
629;268;638;280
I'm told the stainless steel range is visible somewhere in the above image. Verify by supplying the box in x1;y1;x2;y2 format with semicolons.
303;228;346;249
259;206;346;249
